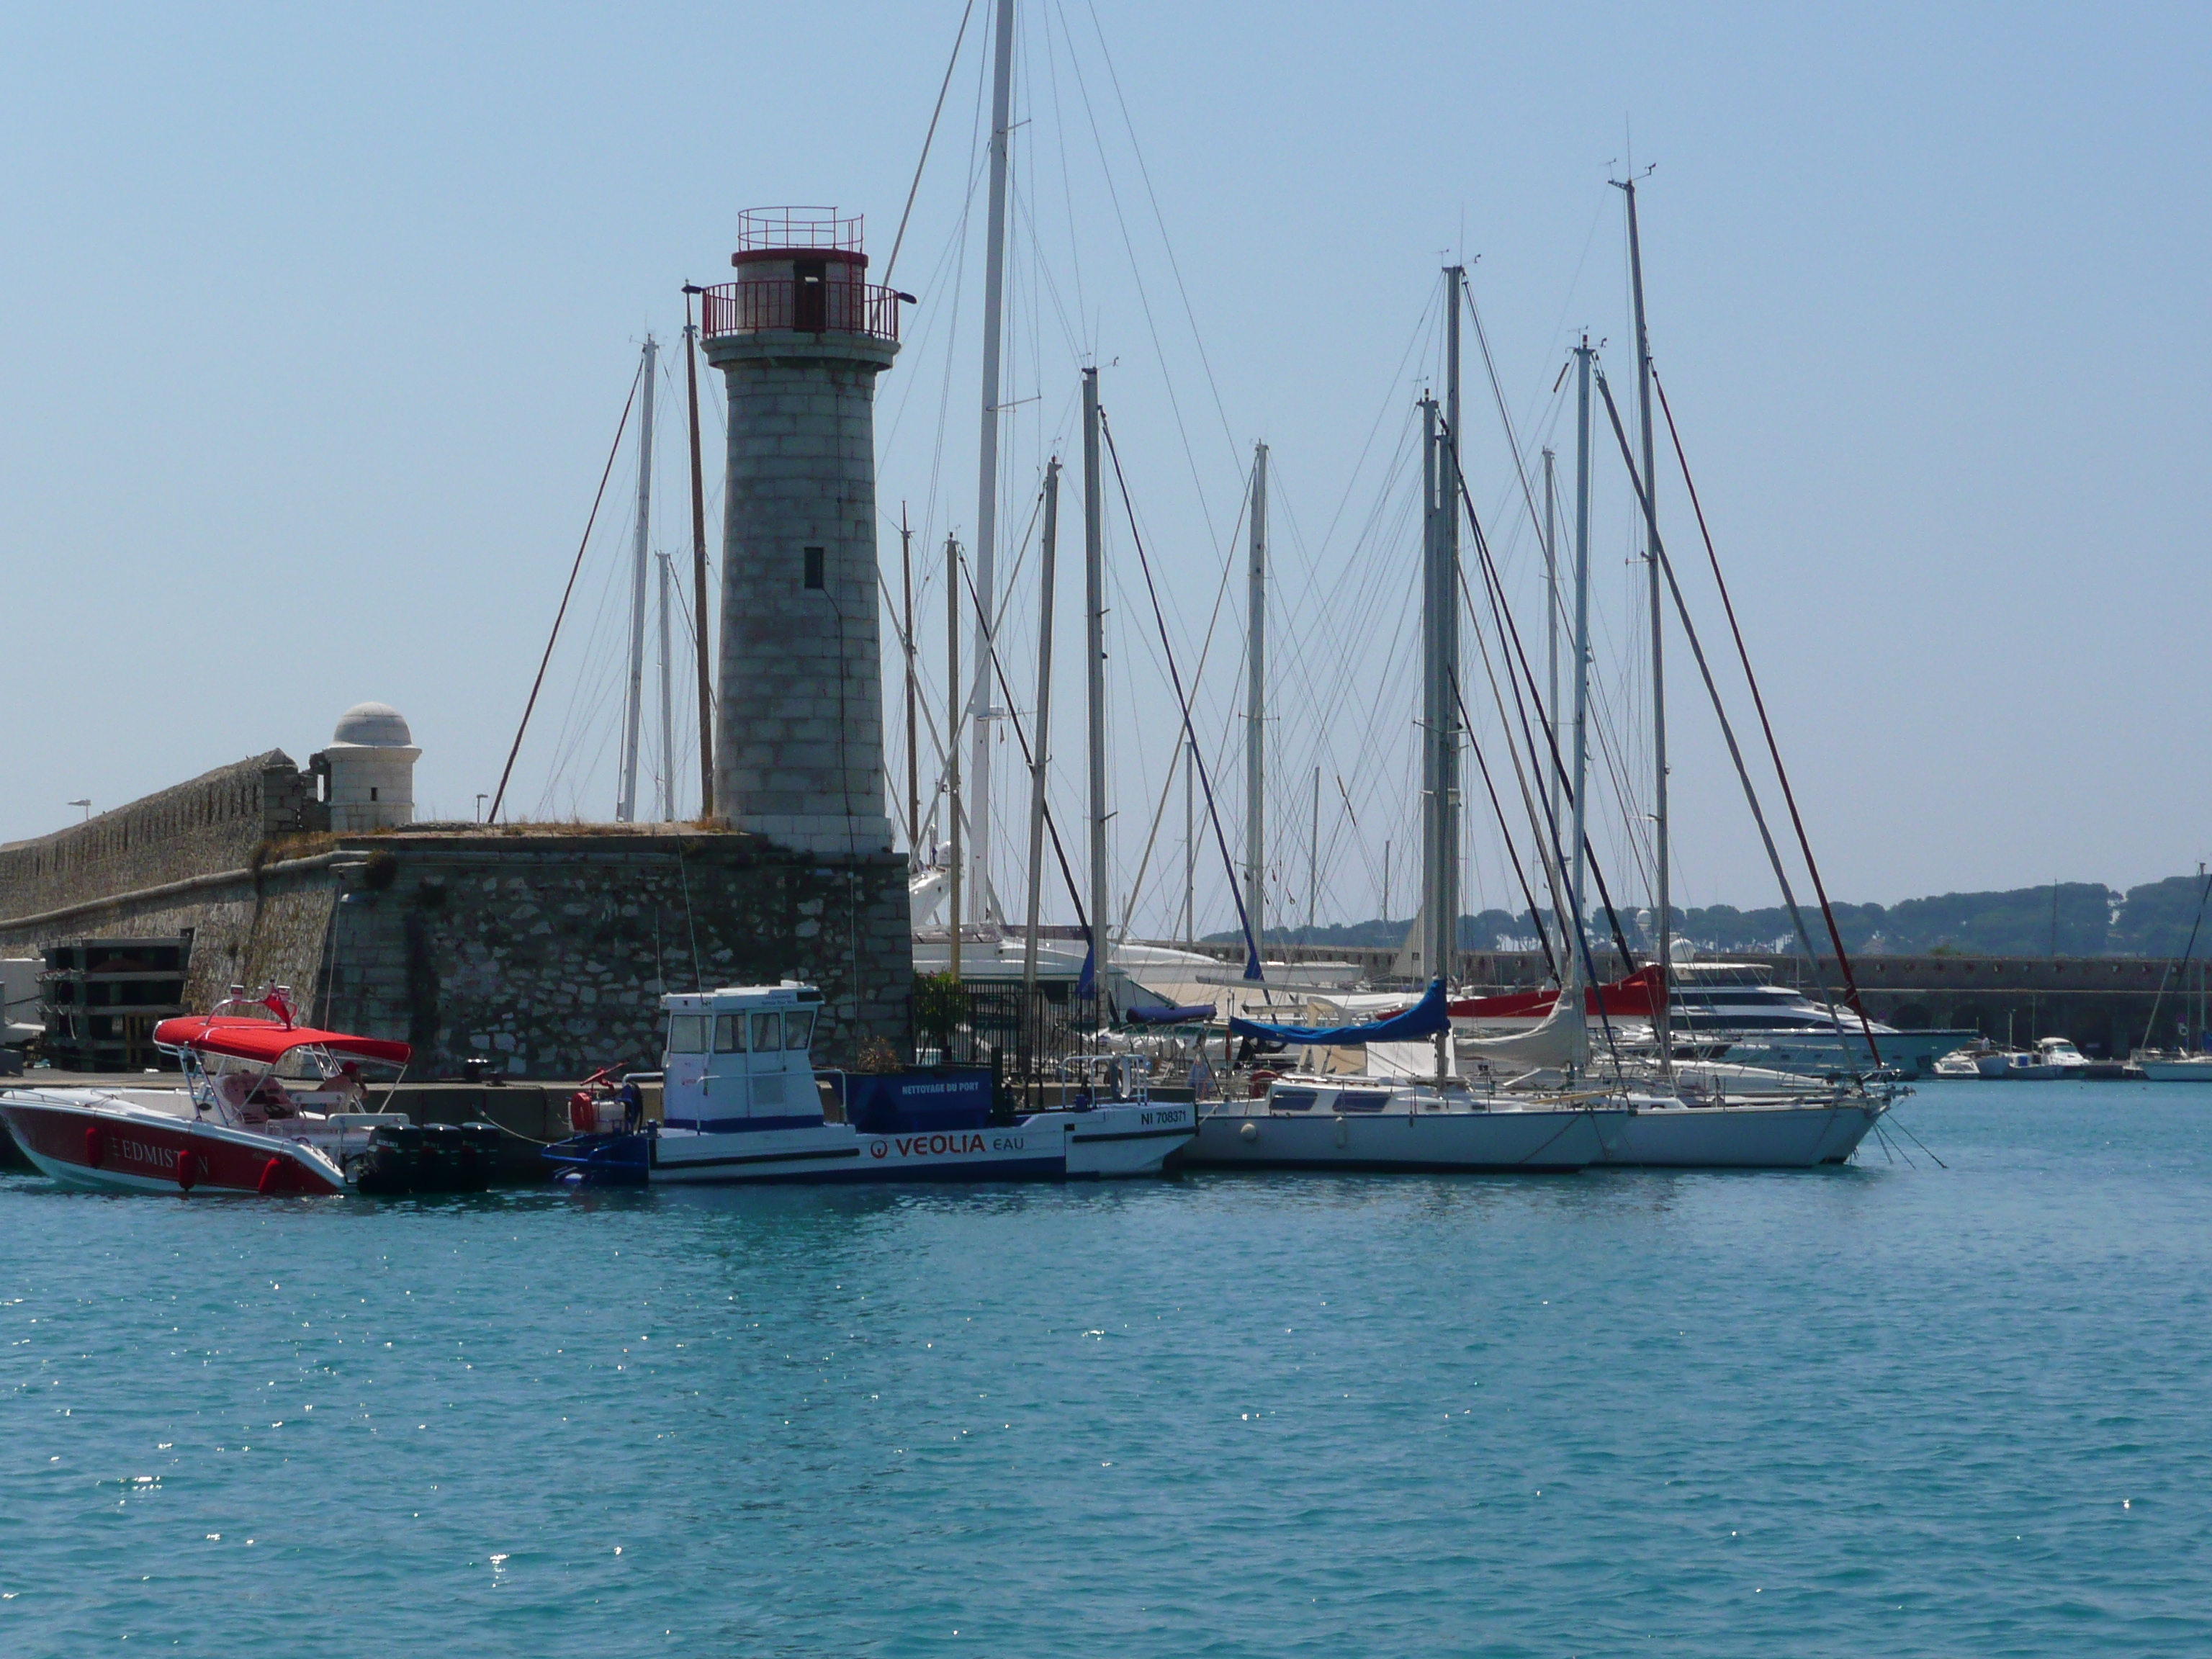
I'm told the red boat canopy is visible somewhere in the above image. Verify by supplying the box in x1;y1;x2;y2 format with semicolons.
1447;965;1665;1022
153;1016;413;1067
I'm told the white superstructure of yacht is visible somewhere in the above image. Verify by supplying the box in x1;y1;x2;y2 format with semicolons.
1659;959;1974;1078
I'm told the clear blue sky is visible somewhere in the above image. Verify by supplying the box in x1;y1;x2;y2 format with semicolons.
4;2;2206;928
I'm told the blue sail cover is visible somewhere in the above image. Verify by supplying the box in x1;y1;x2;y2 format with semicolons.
1126;1002;1216;1025
1227;979;1449;1046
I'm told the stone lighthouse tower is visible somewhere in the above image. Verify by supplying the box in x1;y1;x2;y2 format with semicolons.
702;207;900;855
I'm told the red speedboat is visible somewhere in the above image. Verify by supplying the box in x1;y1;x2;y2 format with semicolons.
0;989;411;1196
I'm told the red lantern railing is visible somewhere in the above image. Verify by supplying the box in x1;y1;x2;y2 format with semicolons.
698;278;900;343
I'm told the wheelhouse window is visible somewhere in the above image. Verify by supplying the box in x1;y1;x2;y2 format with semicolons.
714;1014;747;1052
783;1009;817;1051
667;1014;710;1054
750;1012;782;1053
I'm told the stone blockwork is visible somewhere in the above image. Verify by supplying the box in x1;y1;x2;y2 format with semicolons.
0;861;341;1015
0;825;912;1077
0;752;326;920
318;830;910;1076
707;331;898;856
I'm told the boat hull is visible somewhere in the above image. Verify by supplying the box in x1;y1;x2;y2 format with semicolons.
639;1102;1195;1185
2138;1061;2212;1082
1597;1100;1884;1168
0;1094;346;1195
1182;1105;1624;1172
1711;1028;1976;1079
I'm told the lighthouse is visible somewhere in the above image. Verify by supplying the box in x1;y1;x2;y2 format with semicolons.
701;208;901;855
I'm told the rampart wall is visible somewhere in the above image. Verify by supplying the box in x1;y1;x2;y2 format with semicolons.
0;752;325;920
0;828;912;1076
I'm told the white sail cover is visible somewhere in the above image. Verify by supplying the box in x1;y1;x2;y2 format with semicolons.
1388;908;1426;983
1457;981;1591;1071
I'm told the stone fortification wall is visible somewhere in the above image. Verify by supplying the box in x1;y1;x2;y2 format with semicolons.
0;752;324;920
2;827;912;1076
0;857;347;1017
318;831;910;1076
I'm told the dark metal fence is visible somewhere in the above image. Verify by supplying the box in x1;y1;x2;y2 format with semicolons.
929;982;1100;1081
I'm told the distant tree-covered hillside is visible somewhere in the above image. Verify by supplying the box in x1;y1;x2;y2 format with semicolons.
1202;873;2212;958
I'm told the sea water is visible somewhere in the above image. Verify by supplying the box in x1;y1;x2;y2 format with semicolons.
2;1081;2208;1656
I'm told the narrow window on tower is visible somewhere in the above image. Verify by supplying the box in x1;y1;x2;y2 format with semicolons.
804;547;825;590
370;787;379;801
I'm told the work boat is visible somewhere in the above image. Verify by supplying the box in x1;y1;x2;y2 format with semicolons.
0;990;413;1196
1187;982;1633;1173
544;981;1193;1186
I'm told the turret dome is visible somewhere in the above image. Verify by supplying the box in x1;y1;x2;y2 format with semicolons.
331;702;413;748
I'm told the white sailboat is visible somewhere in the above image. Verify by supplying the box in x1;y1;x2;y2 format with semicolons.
1498;220;1889;1169
1189;277;1634;1173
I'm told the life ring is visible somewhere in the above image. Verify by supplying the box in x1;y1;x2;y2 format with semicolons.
84;1125;103;1167
569;1091;596;1134
256;1156;283;1195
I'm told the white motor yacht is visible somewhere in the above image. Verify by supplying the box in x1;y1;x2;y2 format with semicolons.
1662;960;1974;1079
1978;1037;2094;1079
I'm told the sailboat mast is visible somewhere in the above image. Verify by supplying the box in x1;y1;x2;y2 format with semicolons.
618;334;657;824
1021;460;1060;1002
1308;765;1321;937
683;309;714;820
1623;177;1671;1074
656;552;675;820
1245;441;1268;966
1420;395;1441;991
1569;341;1594;959
1441;264;1465;996
902;506;919;857
1182;738;1195;945
1542;446;1559;843
1083;368;1108;1007
968;0;1018;925
946;535;963;984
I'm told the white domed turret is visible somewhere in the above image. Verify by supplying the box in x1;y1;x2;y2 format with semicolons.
333;702;413;748
321;701;419;831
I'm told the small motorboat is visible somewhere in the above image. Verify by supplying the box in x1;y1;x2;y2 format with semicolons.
1932;1043;1992;1079
1977;1037;2094;1081
544;980;1195;1186
0;987;418;1195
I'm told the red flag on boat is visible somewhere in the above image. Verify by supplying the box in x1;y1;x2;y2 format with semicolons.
262;991;295;1028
